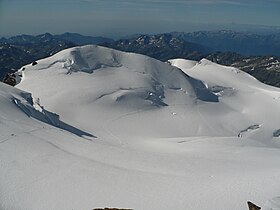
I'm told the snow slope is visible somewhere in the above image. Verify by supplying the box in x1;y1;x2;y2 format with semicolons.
169;58;280;143
1;45;280;210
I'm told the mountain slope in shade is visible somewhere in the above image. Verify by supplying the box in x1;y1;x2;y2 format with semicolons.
1;46;280;210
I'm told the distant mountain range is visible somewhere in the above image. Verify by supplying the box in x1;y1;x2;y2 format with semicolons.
172;30;280;56
101;33;213;61
1;31;280;87
116;30;280;56
0;32;113;46
54;32;114;45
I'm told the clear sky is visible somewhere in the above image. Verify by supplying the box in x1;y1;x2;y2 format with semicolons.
1;0;280;37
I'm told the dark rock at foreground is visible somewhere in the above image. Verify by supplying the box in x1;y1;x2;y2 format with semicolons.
248;201;261;210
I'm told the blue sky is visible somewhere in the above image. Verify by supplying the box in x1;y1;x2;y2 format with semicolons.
1;0;280;37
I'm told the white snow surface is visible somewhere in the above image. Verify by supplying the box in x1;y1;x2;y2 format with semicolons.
263;197;280;210
1;45;280;210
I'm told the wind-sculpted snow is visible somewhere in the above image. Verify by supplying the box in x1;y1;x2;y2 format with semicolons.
0;82;95;139
1;46;280;210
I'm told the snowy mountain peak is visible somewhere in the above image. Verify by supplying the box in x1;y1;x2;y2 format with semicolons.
17;45;219;111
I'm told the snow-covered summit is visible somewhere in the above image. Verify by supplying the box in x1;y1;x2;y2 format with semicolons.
18;45;218;108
